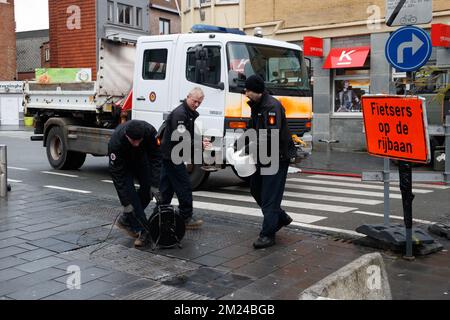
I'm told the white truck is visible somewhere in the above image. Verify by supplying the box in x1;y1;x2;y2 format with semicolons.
25;29;313;189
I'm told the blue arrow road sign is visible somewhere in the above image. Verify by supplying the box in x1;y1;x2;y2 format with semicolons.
385;26;432;72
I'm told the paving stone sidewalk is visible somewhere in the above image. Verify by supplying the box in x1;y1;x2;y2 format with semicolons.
0;183;449;300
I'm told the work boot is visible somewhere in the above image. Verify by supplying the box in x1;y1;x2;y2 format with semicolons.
185;216;203;230
134;230;151;248
253;236;275;249
116;214;139;238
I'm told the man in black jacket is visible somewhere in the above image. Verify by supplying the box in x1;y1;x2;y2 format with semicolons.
160;87;210;229
108;120;161;247
243;74;293;249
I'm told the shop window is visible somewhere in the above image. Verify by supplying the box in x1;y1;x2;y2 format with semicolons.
142;49;168;80
333;58;370;114
334;79;369;113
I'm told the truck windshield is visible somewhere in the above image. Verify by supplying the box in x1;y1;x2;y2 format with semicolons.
227;42;310;96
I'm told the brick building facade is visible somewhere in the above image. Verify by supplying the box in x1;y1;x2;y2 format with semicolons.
0;0;17;81
48;0;97;79
149;0;181;35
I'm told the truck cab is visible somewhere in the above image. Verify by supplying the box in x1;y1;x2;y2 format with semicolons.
133;32;312;138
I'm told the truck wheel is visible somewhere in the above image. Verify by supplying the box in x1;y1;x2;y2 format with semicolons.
187;164;210;190
46;126;69;169
46;127;86;170
66;151;86;170
231;166;251;185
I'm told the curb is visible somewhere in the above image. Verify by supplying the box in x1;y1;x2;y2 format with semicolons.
299;170;362;178
298;252;392;300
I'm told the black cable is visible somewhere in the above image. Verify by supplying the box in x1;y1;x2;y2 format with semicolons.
89;212;121;256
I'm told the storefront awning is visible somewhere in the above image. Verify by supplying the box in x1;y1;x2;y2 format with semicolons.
323;46;370;69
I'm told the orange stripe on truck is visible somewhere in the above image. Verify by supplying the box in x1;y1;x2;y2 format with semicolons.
225;96;312;119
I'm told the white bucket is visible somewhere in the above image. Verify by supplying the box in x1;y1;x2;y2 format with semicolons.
226;147;256;177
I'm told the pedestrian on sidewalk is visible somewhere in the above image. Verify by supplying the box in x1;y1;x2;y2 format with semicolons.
108;120;161;247
242;74;293;249
159;87;211;229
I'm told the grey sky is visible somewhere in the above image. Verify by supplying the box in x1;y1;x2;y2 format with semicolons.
14;0;49;32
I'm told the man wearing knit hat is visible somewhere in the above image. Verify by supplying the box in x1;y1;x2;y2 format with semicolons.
108;120;161;247
242;74;294;249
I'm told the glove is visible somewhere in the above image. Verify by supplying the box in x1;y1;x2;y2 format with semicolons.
123;204;134;214
150;186;161;202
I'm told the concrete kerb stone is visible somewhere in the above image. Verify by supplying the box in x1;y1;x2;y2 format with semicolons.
298;252;392;300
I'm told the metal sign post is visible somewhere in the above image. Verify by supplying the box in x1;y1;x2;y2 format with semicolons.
0;145;7;198
383;158;390;226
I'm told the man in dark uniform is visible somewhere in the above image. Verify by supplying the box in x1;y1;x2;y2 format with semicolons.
108;120;161;247
160;87;210;229
243;74;293;249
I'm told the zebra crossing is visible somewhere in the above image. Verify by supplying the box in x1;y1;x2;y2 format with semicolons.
184;172;448;236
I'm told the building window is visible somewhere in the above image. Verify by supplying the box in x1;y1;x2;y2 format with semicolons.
143;49;168;80
186;45;221;87
333;61;370;114
136;7;142;28
159;18;170;35
45;48;50;62
118;3;133;25
107;1;114;22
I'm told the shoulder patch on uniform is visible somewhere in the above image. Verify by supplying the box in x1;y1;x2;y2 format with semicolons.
110;153;116;161
177;124;186;133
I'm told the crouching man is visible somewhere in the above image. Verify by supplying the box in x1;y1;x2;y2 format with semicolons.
108;120;161;247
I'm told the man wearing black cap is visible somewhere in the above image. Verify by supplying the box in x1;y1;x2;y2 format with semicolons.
108;120;161;247
243;74;293;249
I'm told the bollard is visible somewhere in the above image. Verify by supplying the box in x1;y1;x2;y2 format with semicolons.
0;145;7;198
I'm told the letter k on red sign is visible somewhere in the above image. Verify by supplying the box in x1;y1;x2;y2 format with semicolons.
338;50;356;65
323;47;370;69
